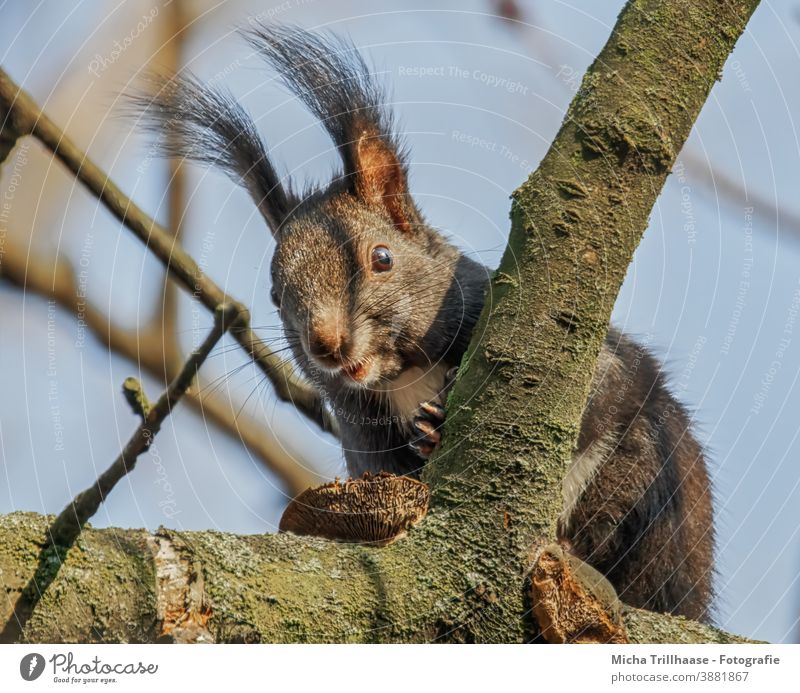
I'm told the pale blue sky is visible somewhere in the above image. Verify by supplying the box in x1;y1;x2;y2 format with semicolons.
1;0;798;643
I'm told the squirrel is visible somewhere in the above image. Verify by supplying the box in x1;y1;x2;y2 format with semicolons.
131;24;714;622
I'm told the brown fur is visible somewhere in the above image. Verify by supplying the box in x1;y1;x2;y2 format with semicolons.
563;330;714;620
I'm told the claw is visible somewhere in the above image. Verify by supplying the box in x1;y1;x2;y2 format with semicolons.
445;366;458;387
418;402;446;423
412;417;440;442
407;367;458;460
412;418;434;436
409;440;436;459
409;399;447;460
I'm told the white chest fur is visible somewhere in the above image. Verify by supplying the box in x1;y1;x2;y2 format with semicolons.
559;434;614;531
379;363;450;431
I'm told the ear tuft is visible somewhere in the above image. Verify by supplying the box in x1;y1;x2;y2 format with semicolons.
123;70;294;236
242;24;421;232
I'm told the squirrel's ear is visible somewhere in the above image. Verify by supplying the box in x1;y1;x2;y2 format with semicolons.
123;71;294;239
350;132;415;233
241;25;420;233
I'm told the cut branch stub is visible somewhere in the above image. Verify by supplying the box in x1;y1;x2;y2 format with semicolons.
279;472;429;546
528;543;629;644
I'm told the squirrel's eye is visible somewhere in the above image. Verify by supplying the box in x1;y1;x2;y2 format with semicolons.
270;287;280;306
370;246;393;273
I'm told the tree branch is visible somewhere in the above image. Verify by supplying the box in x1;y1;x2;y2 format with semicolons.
47;302;243;548
0;68;338;437
0;516;756;643
427;0;761;545
1;304;243;643
0;237;321;494
682;149;800;240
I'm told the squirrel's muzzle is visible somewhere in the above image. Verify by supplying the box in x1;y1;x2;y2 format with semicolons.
307;309;352;370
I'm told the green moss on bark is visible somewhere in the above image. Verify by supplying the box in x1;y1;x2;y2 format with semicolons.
1;513;156;643
428;0;760;563
624;608;760;644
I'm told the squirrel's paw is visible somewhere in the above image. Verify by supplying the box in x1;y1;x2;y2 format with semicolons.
409;401;446;459
408;366;457;460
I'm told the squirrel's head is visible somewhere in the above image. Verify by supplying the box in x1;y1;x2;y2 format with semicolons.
132;25;469;390
253;26;465;389
272;191;462;389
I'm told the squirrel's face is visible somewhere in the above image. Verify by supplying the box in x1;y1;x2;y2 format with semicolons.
135;25;474;391
271;197;458;390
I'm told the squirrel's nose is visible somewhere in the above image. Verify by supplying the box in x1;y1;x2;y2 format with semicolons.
308;314;351;367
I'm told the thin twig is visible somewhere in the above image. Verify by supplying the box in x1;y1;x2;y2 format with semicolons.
682;150;800;238
0;66;338;437
46;303;242;547
157;0;187;374
0;239;320;494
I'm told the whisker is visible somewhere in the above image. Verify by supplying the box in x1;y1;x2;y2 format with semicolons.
197;361;255;398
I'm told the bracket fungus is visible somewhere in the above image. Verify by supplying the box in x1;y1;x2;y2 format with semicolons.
279;472;429;546
529;543;629;644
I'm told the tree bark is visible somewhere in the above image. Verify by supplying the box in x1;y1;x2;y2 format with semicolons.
0;513;755;643
0;0;761;643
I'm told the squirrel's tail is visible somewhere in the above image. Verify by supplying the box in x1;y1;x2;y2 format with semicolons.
124;71;293;232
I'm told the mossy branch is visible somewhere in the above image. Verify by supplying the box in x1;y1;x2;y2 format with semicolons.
0;516;757;643
426;0;761;543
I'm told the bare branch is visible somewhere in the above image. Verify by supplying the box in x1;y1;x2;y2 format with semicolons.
0;67;338;437
0;238;321;494
46;303;243;548
682;149;800;239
